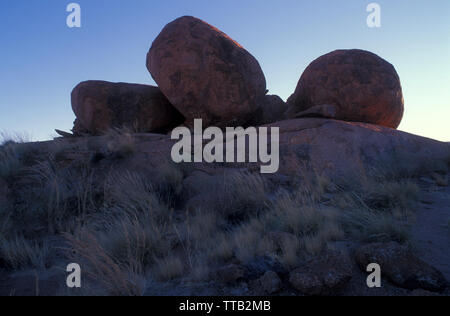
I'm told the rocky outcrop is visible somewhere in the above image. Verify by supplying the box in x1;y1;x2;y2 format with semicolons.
147;16;267;128
58;117;450;182
355;242;448;292
286;50;404;129
71;81;184;135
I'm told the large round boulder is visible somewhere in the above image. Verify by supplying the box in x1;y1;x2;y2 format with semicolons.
286;49;404;128
146;16;267;128
71;81;184;135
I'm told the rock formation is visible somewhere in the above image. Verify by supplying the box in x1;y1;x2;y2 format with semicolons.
286;49;404;128
71;80;184;135
146;16;267;128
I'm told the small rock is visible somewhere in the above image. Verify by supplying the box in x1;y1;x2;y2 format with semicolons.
409;289;440;297
244;255;286;280
251;271;282;295
289;270;323;296
354;242;448;292
215;264;246;285
288;250;353;296
55;129;75;138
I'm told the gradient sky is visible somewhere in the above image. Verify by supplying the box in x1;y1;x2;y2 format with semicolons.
0;0;449;141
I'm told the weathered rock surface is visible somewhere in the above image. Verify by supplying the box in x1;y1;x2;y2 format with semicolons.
287;49;404;128
147;16;267;128
289;251;353;295
270;118;450;180
71;81;184;135
355;242;448;292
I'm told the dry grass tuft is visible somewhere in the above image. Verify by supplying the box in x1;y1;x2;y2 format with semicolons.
0;142;22;179
0;236;50;270
212;172;269;222
65;232;146;296
153;255;184;281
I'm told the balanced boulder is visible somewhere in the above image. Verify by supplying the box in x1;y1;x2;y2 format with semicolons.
286;49;404;129
71;81;184;135
146;16;267;128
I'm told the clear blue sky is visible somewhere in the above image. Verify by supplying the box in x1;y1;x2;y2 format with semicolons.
0;0;449;141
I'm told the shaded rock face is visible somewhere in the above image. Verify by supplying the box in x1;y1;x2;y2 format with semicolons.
147;16;267;128
287;49;404;129
71;81;184;135
247;95;288;126
355;242;448;292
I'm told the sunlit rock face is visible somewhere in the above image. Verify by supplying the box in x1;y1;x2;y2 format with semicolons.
286;49;404;129
146;16;267;128
71;81;184;135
